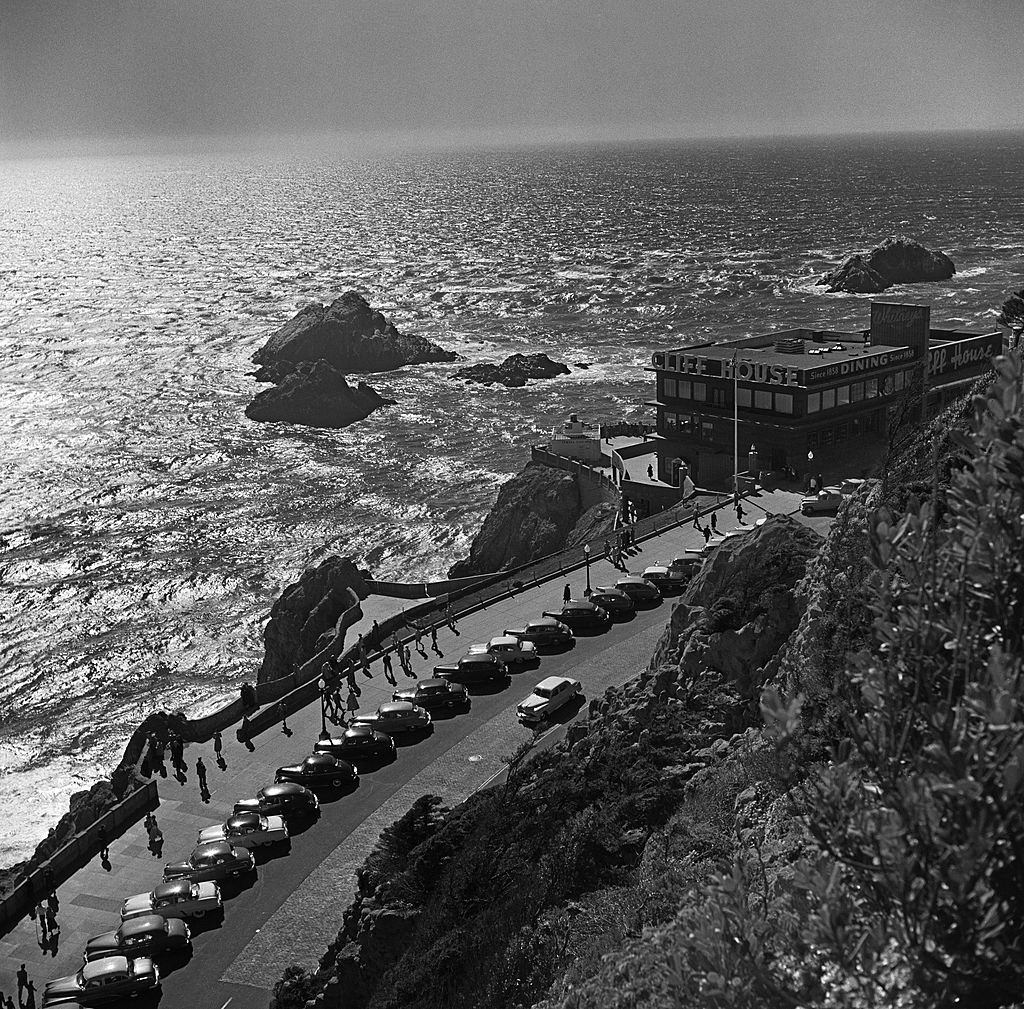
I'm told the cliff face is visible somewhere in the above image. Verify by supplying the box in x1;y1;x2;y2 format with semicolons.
259;556;369;684
252;292;456;377
447;463;617;577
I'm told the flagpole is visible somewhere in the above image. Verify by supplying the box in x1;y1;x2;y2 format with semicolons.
733;349;739;497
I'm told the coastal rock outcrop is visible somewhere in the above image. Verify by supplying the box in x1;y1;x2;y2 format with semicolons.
454;352;570;388
259;556;369;684
252;292;456;378
245;360;394;428
818;236;956;293
447;463;616;577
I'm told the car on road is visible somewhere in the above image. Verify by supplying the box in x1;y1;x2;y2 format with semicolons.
84;915;191;964
517;676;583;726
121;880;222;923
801;488;844;514
163;842;254;884
604;576;661;603
587;587;635;616
197;812;288;850
350;701;433;733
275;753;360;789
433;653;510;685
467;635;539;667
542;600;611;631
314;725;396;762
392;677;470;711
669;552;704;577
641;564;685;591
504;616;574;647
43;955;160;1007
233;781;320;818
839;477;867;496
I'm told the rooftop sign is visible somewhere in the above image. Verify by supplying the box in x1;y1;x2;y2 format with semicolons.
928;332;1001;377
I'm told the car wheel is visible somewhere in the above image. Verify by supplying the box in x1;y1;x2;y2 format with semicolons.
193;910;206;919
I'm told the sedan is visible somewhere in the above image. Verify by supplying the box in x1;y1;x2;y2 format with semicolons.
467;635;539;666
542;600;611;631
588;588;635;617
350;701;433;734
43;956;159;1008
197;812;288;849
233;782;320;818
608;576;661;602
314;725;396;762
517;676;583;725
392;677;470;710
121;880;222;922
642;564;685;592
801;488;844;514
433;653;510;685
503;616;574;648
84;915;191;964
275;753;360;789
163;842;254;883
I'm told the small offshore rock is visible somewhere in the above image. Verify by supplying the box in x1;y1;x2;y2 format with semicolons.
818;237;956;293
454;352;570;388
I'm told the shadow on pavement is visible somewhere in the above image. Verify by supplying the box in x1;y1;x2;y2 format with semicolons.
218;872;257;899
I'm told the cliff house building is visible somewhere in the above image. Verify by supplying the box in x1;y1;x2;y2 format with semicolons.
648;302;1001;488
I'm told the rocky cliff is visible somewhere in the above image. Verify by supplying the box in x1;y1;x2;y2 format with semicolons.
258;556;369;684
817;236;956;293
447;463;617;577
252;292;456;378
454;353;570;387
245;360;395;428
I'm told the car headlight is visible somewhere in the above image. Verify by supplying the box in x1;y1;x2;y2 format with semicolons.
351;765;359;775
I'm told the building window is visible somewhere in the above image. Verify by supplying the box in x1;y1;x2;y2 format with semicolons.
754;390;772;409
663;377;677;399
701;422;714;441
865;378;878;398
880;376;892;395
807;432;819;450
822;388;836;409
679;379;692;399
774;393;794;414
692;382;707;402
807;392;821;414
662;411;677;433
837;385;850;406
837;422;848;441
850;382;864;403
668;356;677;371
711;387;730;408
822;428;834;447
736;387;752;408
893;371;905;392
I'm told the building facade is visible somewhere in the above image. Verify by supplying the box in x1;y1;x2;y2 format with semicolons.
648;303;1002;488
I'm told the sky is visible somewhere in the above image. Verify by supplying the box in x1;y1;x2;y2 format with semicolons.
1;0;1022;155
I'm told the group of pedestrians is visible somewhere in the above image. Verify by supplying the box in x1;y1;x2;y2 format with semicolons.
29;890;60;953
10;965;33;1008
144;811;164;857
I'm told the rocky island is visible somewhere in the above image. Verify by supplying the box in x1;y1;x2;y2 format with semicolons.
817;236;956;293
454;352;571;388
246;292;456;428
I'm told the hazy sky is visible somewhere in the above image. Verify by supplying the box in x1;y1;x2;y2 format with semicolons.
1;0;1021;153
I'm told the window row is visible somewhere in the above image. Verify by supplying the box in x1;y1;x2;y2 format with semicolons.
662;377;707;402
806;368;919;414
806;411;883;449
661;412;716;441
735;388;794;414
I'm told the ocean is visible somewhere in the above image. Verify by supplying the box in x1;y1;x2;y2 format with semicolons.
1;129;1022;863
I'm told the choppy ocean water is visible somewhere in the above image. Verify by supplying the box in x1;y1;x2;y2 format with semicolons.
1;130;1022;862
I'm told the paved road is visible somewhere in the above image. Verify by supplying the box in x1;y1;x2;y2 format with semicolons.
0;489;827;1007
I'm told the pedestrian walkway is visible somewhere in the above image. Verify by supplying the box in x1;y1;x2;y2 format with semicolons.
0;489;819;1004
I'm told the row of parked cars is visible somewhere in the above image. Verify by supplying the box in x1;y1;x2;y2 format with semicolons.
41;551;719;1006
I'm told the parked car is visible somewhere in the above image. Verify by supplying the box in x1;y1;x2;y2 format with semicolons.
275;753;360;789
503;616;574;648
349;701;432;734
801;488;844;514
467;635;539;666
121;880;222;923
84;915;191;964
606;576;661;602
313;725;396;762
587;587;635;616
433;653;510;685
641;564;685;591
839;477;867;496
517;676;583;726
233;781;320;818
392;677;470;710
197;812;287;850
542;600;611;631
43;956;159;1007
163;842;254;884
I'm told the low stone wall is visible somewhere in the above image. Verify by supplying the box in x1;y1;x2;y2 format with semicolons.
530;446;620;511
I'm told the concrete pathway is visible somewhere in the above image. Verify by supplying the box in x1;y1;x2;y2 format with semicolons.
0;489;824;1007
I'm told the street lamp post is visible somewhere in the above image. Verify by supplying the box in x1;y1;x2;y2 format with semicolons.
583;543;592;596
316;677;328;739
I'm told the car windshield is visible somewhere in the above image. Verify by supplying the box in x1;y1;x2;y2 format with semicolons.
534;687;552;698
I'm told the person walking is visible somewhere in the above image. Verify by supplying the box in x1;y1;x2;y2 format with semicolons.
360;645;372;679
36;903;48;942
562;583;571;604
46;891;58;916
710;511;717;533
212;730;223;760
346;689;360;716
703;525;712;544
345;663;361;697
96;827;109;861
24;980;36;1009
16;965;28;1003
646;463;653;479
382;650;396;686
430;624;440;654
44;905;58;938
736;501;745;524
196;757;208;794
445;606;459;635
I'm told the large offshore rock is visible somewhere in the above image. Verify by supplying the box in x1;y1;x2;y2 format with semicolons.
245;360;394;429
258;556;369;683
252;292;456;377
454;352;570;388
818;237;956;293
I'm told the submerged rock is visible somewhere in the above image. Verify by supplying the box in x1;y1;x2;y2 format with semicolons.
818;237;956;293
245;360;394;429
454;352;570;388
252;292;456;378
